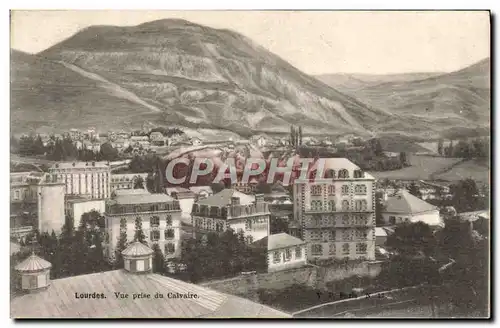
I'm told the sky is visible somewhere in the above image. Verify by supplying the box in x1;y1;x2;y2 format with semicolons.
10;10;490;75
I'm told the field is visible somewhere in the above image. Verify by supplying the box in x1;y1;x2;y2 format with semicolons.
369;155;463;181
434;159;490;185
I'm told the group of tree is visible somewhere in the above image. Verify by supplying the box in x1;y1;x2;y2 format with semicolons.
438;138;489;159
11;134;120;162
179;229;267;283
381;219;488;316
289;125;303;148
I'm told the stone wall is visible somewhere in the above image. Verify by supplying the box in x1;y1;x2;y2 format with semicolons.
200;261;383;300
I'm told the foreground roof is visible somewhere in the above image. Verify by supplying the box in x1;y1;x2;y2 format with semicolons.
384;190;437;214
196;189;255;207
112;189;175;205
10;270;290;318
15;254;52;272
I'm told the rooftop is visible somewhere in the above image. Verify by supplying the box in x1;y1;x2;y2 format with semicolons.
10;270;290;318
254;233;306;251
111;189;175;205
196;189;255;207
384;190;437;214
15;253;52;272
121;242;154;257
51;162;110;170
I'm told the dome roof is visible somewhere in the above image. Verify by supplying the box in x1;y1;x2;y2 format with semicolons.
15;254;52;272
122;242;154;257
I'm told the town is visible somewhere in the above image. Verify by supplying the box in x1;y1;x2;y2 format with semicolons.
10;124;489;318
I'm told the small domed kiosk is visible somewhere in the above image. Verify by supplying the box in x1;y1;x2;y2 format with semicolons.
15;253;52;292
122;242;154;273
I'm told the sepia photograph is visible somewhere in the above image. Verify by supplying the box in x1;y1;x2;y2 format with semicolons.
9;10;491;319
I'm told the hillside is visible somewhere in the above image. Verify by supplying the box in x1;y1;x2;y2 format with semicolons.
9;18;398;138
316;72;443;94
330;59;490;139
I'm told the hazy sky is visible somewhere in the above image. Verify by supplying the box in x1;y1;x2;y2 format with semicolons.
10;10;490;75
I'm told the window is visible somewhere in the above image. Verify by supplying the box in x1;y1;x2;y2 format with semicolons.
150;230;160;241
355;200;368;211
356;243;367;254
215;222;224;232
327;200;336;211
150;216;160;227
14;190;19;199
192;204;199;213
311;200;323;211
354;170;363;178
338;169;349;179
341;185;350;195
165;229;175;239
389;216;396;225
324;169;335;179
295;247;302;259
328;185;336;195
355;229;368;239
342;214;350;225
311;244;323;256
311;185;322;196
165;243;175;254
245;219;253;231
329;243;336;255
343;230;351;241
166;215;172;226
309;170;317;181
284;249;292;262
354;185;367;195
328;230;335;241
273;251;281;263
313;216;321;227
342;200;350;211
310;230;321;241
150;204;159;212
342;243;350;255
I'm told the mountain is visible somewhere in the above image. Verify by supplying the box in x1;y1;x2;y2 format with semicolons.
316;72;443;93
321;59;490;139
10;18;396;138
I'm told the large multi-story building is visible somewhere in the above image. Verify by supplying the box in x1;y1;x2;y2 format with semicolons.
10;172;65;235
110;173;148;192
104;189;182;260
293;158;376;261
49;162;111;199
191;189;270;243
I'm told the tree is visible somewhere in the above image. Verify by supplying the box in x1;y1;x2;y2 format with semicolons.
450;178;481;212
290;125;296;147
375;190;387;225
210;182;225;194
399;152;407;166
100;142;119;161
133;175;144;189
298;126;303;146
386;222;437;257
115;218;128;268
437;139;444;156
134;217;147;245
152;243;166;274
408;182;422;199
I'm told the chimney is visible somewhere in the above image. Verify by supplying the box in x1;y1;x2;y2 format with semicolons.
92;161;96;167
231;196;240;206
72;162;76;167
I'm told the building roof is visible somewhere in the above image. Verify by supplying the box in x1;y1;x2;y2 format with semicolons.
10;270;290;318
112;189;175;205
384;190;437;214
255;233;306;251
196;189;255;207
15;253;52;272
375;227;388;237
121;242;154;257
51;162;109;170
189;186;213;195
304;158;375;180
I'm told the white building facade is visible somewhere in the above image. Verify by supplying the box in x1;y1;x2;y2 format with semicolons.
49;162;111;199
293;158;376;261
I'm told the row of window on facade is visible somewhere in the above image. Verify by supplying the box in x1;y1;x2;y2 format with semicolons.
309;169;364;180
119;216;173;230
310;184;368;196
194;218;226;232
389;216;410;225
310;199;368;211
273;247;302;264
150;229;175;241
192;205;228;217
310;242;368;256
308;228;370;241
308;214;370;227
111;203;179;214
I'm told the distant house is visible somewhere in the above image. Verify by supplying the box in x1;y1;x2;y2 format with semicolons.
381;190;442;227
253;233;307;272
302;136;319;146
250;135;270;147
191;137;202;146
150;132;166;146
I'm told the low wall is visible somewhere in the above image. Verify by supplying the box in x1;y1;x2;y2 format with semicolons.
200;261;383;299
